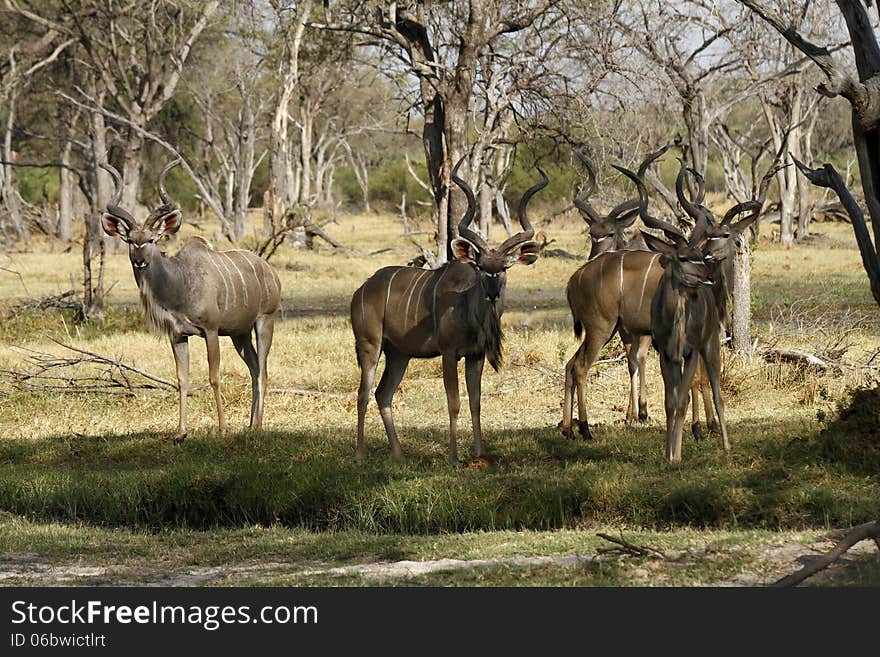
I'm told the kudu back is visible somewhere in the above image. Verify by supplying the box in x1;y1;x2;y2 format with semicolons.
100;159;281;443
351;162;546;465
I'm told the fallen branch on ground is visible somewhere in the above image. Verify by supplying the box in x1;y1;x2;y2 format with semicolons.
0;338;176;395
10;289;81;314
773;520;880;587
761;348;841;373
597;533;665;559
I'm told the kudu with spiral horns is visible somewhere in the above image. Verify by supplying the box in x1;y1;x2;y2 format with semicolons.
351;161;546;465
100;159;281;443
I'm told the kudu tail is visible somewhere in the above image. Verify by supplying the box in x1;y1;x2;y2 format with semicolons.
573;318;583;339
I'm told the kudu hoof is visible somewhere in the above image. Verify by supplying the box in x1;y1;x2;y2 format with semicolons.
557;420;573;440
576;420;593;441
172;434;187;446
692;422;705;442
707;422;720;435
638;407;650;423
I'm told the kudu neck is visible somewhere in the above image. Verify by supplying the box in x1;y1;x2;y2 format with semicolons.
134;245;188;305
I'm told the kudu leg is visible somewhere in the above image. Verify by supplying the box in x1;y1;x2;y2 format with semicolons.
253;314;276;430
701;340;729;452
572;331;607;441
637;335;651;422
666;353;700;463
375;349;409;461
442;354;462;466
232;333;260;430
355;340;381;462
465;355;485;458
560;354;578;439
171;337;189;445
690;376;704;442
623;339;639;424
205;330;227;437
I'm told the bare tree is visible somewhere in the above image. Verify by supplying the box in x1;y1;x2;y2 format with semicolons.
314;1;560;263
736;0;880;307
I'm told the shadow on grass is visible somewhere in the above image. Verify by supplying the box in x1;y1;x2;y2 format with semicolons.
0;414;877;534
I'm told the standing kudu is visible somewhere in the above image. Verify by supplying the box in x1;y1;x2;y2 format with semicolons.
100;159;281;443
640;226;725;463
351;162;546;465
559;159;760;443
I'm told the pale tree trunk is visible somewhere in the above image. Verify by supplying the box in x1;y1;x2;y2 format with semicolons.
120;127;145;211
83;87;111;321
732;236;753;357
58;140;74;242
298;105;314;205
2;85;29;247
269;0;311;210
479;173;493;242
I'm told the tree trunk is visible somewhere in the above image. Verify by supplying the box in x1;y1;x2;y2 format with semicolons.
2;85;29;247
83;90;111;321
732;235;753;357
120;126;144;211
58;140;74;242
479;175;493;242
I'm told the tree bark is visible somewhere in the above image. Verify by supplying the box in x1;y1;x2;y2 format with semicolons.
732;235;753;357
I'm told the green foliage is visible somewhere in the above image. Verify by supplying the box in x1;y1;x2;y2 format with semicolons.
364;157;433;209
17;167;59;205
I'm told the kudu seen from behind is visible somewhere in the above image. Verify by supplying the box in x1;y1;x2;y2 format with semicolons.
101;159;281;443
351;162;546;465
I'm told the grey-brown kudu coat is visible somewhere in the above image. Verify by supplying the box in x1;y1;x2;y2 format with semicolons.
351;162;546;465
100;159;281;443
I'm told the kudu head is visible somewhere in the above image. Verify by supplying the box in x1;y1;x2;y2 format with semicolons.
614;164;712;289
100;159;183;271
573;147;640;254
450;160;545;303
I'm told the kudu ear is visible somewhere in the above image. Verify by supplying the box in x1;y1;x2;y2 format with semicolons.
451;237;480;264
505;231;544;267
729;211;759;236
616;206;640;230
640;231;676;259
101;213;132;242
152;208;183;240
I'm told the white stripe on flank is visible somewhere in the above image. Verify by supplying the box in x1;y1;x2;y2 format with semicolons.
411;270;432;328
206;256;231;309
637;253;660;314
360;280;367;324
222;252;249;306
241;256;262;313
215;255;238;306
385;268;402;316
618;252;625;297
403;270;428;331
432;267;449;331
598;253;607;291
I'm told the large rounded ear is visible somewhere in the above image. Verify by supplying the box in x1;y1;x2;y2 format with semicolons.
101;213;132;242
640;230;676;258
451;237;479;263
505;231;544;267
152;208;183;240
616;206;640;229
730;211;759;236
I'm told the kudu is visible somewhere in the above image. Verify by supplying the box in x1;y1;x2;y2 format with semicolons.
351;162;546;465
100;159;281;443
569;144;682;433
629;164;764;462
559;159;760;443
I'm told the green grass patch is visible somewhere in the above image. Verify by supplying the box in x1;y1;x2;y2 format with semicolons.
0;415;876;533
